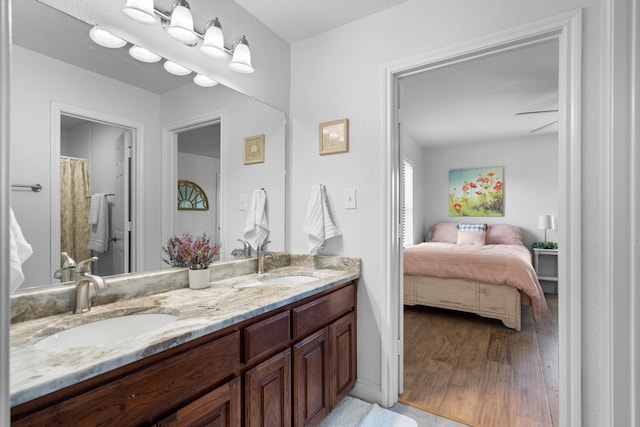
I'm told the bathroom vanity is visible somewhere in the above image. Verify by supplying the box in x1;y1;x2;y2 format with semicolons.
10;255;360;426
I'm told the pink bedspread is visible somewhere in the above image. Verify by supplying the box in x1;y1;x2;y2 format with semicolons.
403;242;547;321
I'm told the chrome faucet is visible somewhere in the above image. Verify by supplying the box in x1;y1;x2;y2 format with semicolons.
231;239;253;258
257;241;276;275
74;257;106;314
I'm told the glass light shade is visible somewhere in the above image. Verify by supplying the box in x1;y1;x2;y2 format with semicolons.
89;26;127;48
200;21;226;58
168;5;199;45
194;74;218;87
122;0;156;24
164;60;191;76
129;45;161;63
228;40;254;73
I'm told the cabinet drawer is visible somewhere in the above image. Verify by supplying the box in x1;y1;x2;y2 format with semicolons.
244;310;291;364
415;276;477;309
12;332;241;427
292;283;355;340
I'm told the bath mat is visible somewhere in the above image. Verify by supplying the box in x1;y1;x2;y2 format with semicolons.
319;396;418;427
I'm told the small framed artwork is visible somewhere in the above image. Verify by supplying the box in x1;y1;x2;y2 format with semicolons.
243;134;265;164
319;118;349;155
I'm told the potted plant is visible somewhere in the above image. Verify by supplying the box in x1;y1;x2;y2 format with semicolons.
162;233;220;289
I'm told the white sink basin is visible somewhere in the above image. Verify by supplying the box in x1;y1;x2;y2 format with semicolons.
34;313;178;349
259;275;318;286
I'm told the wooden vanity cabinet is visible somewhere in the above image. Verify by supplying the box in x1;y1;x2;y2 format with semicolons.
11;280;357;427
157;377;241;427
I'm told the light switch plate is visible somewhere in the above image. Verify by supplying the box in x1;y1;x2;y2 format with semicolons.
239;194;248;211
344;188;356;209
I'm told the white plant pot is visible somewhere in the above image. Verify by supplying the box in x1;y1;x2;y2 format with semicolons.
188;268;210;289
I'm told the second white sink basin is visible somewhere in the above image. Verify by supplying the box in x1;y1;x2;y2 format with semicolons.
34;313;178;349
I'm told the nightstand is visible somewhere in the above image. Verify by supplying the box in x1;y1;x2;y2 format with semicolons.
533;248;559;289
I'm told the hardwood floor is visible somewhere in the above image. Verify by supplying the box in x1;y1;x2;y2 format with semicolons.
399;294;558;427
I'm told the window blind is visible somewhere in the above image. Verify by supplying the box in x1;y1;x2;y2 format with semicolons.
402;160;414;247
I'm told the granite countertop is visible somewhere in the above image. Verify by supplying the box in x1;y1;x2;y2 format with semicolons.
10;259;360;407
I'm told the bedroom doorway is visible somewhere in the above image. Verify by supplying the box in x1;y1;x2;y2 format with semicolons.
384;11;582;427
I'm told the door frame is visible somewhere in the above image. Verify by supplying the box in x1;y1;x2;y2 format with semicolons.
161;111;225;248
382;10;583;426
50;102;143;278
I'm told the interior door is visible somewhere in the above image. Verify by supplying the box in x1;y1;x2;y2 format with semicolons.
113;130;131;274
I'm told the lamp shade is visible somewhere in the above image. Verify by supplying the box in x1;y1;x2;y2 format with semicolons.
537;214;556;230
163;60;191;76
168;1;199;45
201;19;226;58
194;74;218;87
129;45;161;63
122;0;156;24
89;26;127;48
228;36;254;73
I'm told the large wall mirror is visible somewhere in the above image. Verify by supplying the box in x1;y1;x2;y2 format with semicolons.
10;0;286;290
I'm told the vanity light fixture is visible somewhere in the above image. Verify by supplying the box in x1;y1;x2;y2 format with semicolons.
129;45;162;63
122;0;254;73
164;60;192;76
193;74;218;87
228;36;254;73
200;18;226;58
167;0;199;45
89;26;127;48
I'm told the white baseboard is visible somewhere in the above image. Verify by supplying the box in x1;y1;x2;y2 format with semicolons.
350;380;382;405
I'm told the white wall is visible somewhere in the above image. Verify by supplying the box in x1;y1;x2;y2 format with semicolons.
420;135;559;247
288;0;608;423
10;46;161;287
160;84;286;259
177;153;220;241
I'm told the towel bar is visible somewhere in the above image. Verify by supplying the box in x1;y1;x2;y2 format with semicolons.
11;184;42;192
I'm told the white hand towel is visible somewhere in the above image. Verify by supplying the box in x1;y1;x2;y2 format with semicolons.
302;185;341;254
88;194;109;253
243;189;269;251
88;193;102;225
9;207;33;294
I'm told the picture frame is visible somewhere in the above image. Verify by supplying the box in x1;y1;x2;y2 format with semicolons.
448;166;504;217
243;134;265;164
319;118;349;155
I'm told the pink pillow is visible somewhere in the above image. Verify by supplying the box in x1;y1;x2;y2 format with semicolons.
429;222;459;243
457;230;486;246
485;224;524;245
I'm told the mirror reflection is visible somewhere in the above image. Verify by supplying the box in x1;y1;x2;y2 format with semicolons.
10;0;286;290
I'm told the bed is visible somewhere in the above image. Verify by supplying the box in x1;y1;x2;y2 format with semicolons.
403;222;547;331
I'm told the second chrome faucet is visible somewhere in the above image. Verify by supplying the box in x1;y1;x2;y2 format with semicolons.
257;241;276;275
74;257;106;314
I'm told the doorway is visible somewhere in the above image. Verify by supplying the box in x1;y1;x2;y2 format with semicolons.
51;102;143;280
383;12;582;426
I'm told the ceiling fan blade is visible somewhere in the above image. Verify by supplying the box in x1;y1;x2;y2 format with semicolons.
516;109;559;115
530;120;559;133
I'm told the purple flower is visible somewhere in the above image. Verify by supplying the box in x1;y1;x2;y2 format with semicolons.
162;233;220;270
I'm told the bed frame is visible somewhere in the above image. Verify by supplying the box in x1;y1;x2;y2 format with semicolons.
403;275;529;331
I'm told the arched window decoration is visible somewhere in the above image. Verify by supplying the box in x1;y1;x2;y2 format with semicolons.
177;180;209;211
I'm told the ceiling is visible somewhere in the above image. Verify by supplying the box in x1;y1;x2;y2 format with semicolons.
235;0;410;44
14;0;559;146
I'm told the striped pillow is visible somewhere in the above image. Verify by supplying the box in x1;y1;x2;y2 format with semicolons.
457;223;487;232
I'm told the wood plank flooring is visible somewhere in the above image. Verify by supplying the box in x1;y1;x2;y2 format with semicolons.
399;294;558;427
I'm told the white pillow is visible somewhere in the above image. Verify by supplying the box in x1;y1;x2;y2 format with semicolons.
457;230;486;246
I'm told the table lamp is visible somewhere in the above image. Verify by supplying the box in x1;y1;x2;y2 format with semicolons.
537;214;556;243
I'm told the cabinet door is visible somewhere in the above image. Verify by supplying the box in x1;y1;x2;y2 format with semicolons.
329;312;356;409
157;377;241;427
246;349;292;427
293;328;330;427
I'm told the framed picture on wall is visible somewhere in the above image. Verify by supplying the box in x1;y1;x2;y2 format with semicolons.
319;118;348;154
243;134;265;164
449;166;504;216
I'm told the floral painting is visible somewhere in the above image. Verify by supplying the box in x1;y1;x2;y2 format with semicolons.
449;166;504;217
